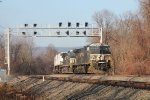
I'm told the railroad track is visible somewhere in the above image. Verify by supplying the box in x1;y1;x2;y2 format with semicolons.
29;74;150;90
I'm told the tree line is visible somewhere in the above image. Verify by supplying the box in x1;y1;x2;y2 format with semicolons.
89;0;150;75
0;35;57;75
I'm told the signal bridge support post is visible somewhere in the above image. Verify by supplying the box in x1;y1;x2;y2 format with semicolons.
99;27;103;44
5;28;10;75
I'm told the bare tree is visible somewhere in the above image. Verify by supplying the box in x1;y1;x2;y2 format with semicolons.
0;33;5;68
139;0;150;27
39;44;58;73
29;44;58;74
92;9;117;44
10;37;58;75
90;7;150;75
10;37;34;74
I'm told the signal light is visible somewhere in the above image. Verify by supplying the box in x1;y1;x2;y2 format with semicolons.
66;30;69;35
33;24;37;27
76;23;80;27
68;22;71;27
59;22;62;27
85;22;88;27
22;32;26;35
83;31;86;35
24;24;28;27
34;31;37;35
76;31;79;35
56;31;60;35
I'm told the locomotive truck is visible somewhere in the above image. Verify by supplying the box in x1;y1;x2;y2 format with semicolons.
53;43;112;74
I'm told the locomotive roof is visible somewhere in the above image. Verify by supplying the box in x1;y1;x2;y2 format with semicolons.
58;43;110;55
58;52;67;54
88;43;109;47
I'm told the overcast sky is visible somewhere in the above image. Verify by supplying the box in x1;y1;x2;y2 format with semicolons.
0;0;138;47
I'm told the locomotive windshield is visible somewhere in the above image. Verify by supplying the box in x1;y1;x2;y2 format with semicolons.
100;45;111;54
68;50;76;58
89;45;111;54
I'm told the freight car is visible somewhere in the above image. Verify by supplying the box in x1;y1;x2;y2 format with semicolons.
53;43;112;74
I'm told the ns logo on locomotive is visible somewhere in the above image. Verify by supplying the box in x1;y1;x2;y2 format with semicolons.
54;43;112;74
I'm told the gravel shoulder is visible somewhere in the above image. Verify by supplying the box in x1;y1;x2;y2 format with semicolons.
3;75;150;100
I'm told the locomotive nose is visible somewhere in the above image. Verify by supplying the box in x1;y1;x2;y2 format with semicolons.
99;55;105;60
98;62;107;71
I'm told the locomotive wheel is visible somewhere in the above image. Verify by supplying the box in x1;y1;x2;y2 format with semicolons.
84;65;89;73
72;66;77;73
58;67;62;73
108;67;113;75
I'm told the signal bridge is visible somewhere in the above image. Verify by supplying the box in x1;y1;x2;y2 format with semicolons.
5;22;102;75
11;23;101;37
